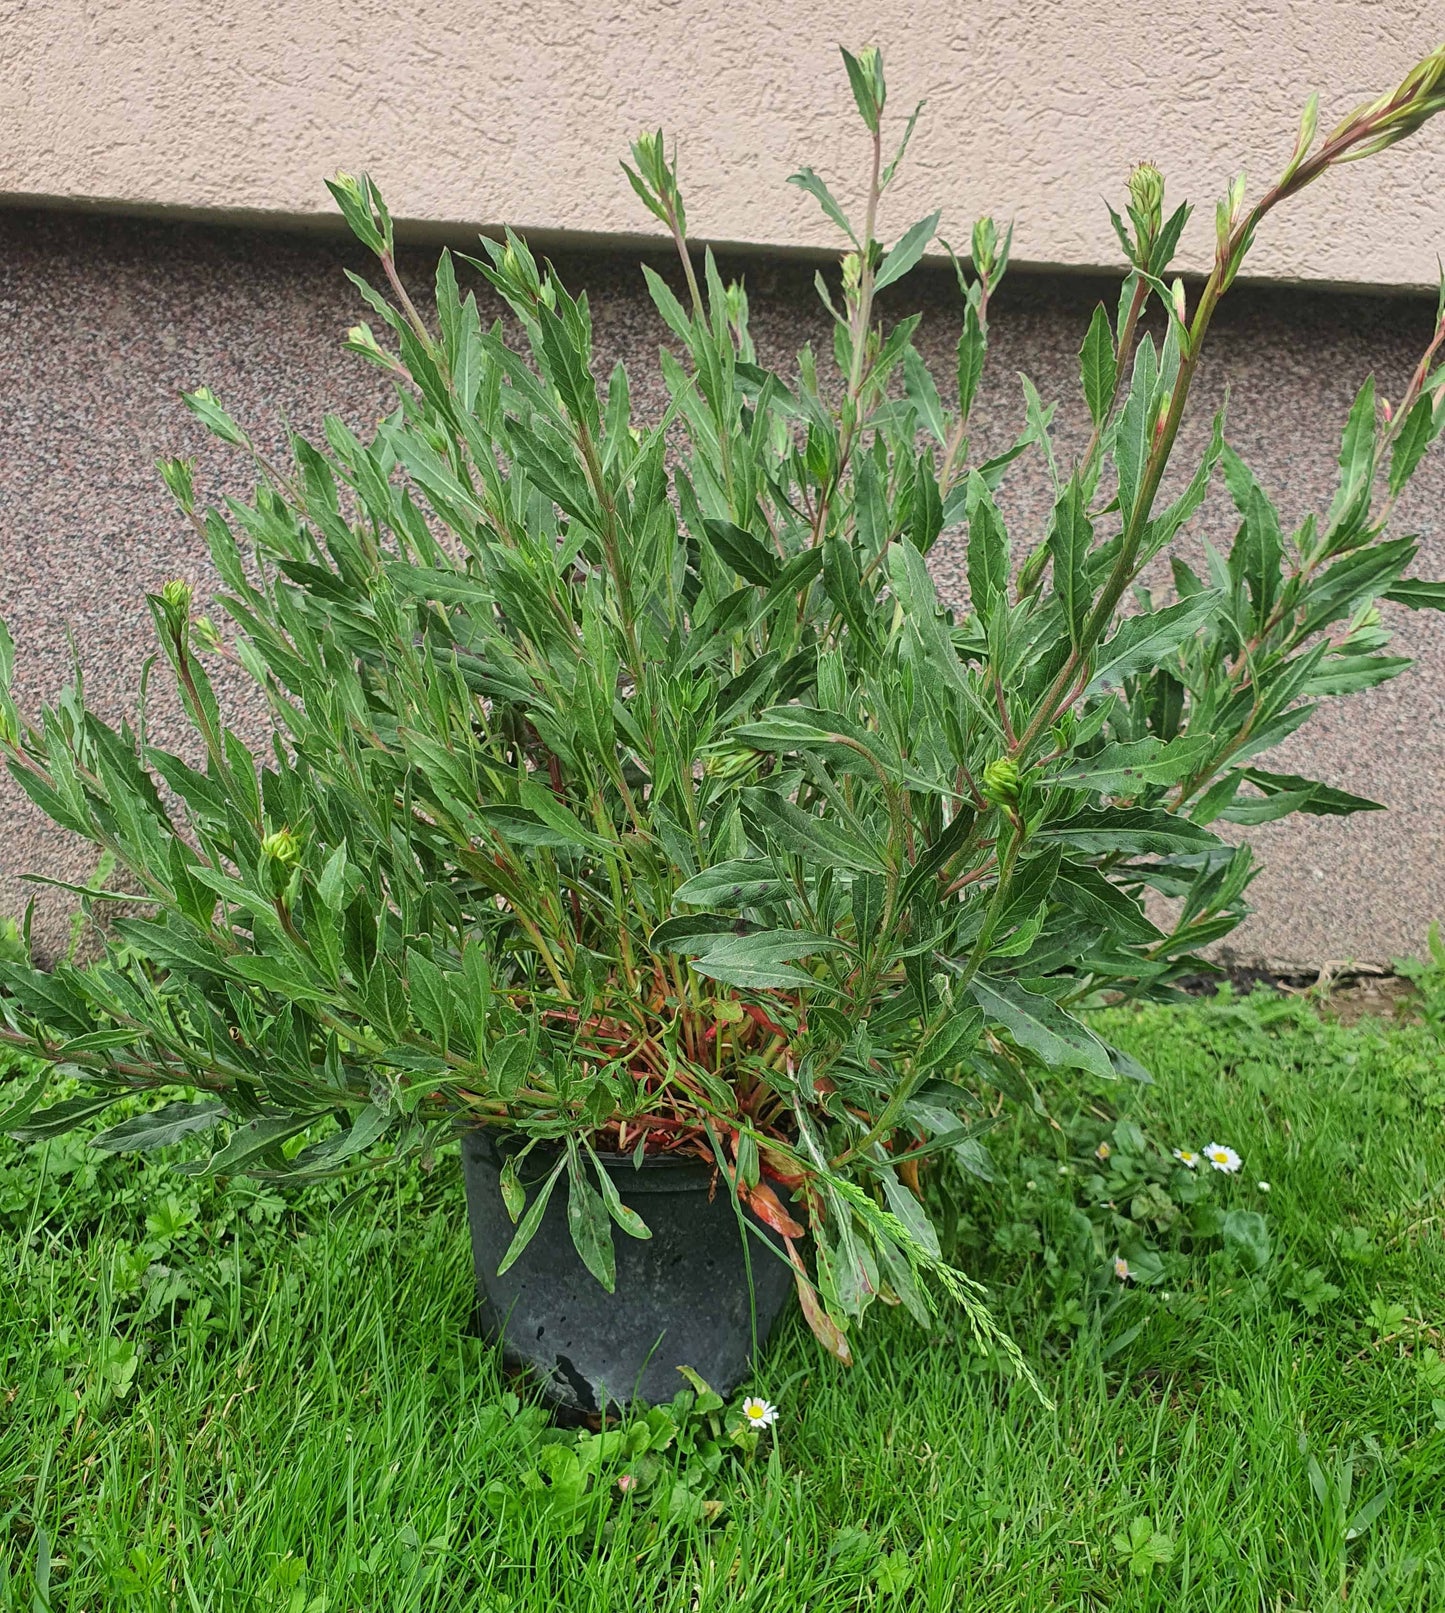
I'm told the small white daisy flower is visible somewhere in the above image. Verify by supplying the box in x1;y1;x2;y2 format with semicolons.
1173;1148;1199;1169
1258;1181;1271;1192
1203;1143;1241;1174
1095;1141;1112;1161
1113;1255;1131;1282
741;1396;778;1429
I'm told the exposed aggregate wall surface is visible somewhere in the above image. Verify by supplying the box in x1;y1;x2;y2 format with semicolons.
1;208;1442;965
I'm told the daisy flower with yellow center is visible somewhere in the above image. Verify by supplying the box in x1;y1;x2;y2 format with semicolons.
1173;1148;1199;1169
741;1396;778;1429
1095;1141;1112;1161
1203;1143;1241;1173
1113;1255;1131;1282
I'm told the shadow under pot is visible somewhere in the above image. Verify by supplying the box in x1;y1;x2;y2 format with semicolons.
461;1128;797;1413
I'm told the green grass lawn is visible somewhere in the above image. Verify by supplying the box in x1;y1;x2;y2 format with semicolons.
3;980;1444;1611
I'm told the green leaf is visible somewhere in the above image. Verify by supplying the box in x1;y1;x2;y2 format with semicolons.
91;1100;228;1155
1389;393;1443;498
1114;336;1158;524
495;1156;565;1277
8;1094;118;1143
956;305;985;422
1383;578;1445;611
316;844;351;911
585;1146;652;1240
1221;447;1283;624
1222;1208;1270;1273
1053;735;1215;794
743;788;890;874
1300;654;1411;696
566;1148;616;1291
1053;860;1160;942
965;471;1009;618
406;947;453;1051
731;705;894;773
873;211;940;293
903;348;948;444
0;1071;51;1133
822;533;874;643
285;1103;394;1173
672;861;786;909
1238;767;1384;817
1327;376;1377;531
967;975;1114;1080
688;930;843;990
888;539;969;699
839;46;882;132
196;1114;318;1176
517;779;610;852
913;1003;985;1074
1086;592;1221;693
787;168;857;243
1047;476;1092;643
181;387;248;447
487;1031;532;1101
702;519;780;587
1036;806;1220;855
1079;304;1117;428
229;955;335;1004
499;1153;525;1222
0;961;98;1036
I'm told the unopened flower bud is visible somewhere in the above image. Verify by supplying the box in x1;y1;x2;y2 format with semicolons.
260;827;301;866
703;745;760;781
630;130;665;179
192;615;222;652
841;252;863;295
1128;162;1165;246
159;578;193;620
157;456;195;514
981;757;1021;809
346;322;383;355
971;217;998;282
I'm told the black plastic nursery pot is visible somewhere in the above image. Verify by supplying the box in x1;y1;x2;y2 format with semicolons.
461;1128;795;1413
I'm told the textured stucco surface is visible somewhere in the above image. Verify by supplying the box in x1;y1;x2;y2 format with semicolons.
1;208;1443;966
2;2;1444;288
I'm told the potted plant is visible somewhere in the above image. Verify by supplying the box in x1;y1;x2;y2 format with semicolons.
3;46;1444;1412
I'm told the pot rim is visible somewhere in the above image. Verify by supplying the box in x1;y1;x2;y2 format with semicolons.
459;1124;725;1186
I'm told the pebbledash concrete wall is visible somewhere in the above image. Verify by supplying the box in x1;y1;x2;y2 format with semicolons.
1;3;1445;966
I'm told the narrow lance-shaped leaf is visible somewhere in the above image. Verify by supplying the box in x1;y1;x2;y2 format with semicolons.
495;1156;566;1278
1388;392;1443;498
1114;335;1158;524
967;975;1115;1080
965;471;1009;618
565;1146;616;1292
1047;475;1093;644
874;211;941;293
1085;592;1222;694
90;1099;229;1155
1079;303;1117;428
788;168;857;243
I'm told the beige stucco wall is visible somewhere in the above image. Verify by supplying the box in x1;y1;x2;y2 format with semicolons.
1;2;1443;288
